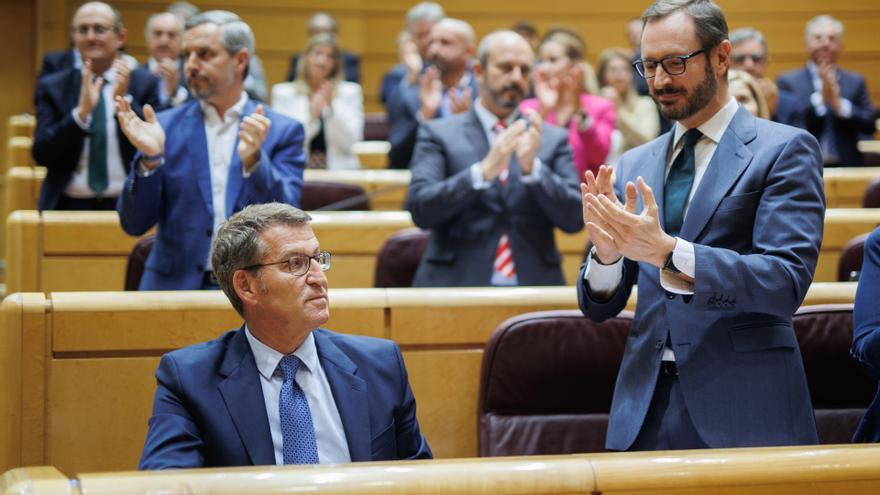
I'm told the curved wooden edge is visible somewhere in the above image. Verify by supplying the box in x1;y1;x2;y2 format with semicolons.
0;467;70;495
386;286;577;307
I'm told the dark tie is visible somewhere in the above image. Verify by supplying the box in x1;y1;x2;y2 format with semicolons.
278;355;319;464
88;91;108;194
664;129;702;237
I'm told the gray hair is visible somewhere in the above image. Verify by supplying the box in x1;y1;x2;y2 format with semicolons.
144;12;183;39
805;15;844;40
212;203;312;316
167;1;199;24
405;2;445;29
641;0;729;50
477;30;528;67
73;2;123;32
309;12;338;34
730;27;767;54
186;10;255;77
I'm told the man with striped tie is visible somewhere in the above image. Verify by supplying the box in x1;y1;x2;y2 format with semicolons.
139;203;431;469
405;30;583;287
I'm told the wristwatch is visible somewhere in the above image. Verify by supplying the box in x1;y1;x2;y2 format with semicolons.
663;250;681;274
590;246;620;266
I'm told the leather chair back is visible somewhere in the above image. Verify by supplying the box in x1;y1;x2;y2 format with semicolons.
863;177;880;208
364;113;390;141
838;233;869;281
124;234;156;291
301;181;370;211
373;227;429;287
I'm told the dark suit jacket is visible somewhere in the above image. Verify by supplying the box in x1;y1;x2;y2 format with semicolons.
405;108;584;286
139;327;432;469
32;66;161;210
387;69;480;169
380;63;407;108
116;98;306;290
578;107;824;450
286;51;361;83
851;227;880;442
38;49;77;80
772;88;807;129
777;66;876;165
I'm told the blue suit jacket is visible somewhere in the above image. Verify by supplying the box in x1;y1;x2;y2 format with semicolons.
578;107;824;450
33;66;161;210
851;227;880;442
386;69;480;169
139;327;432;469
116;99;306;290
406;108;584;286
777;66;876;165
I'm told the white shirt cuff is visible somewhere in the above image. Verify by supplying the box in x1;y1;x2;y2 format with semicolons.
659;237;695;294
810;91;827;117
521;157;543;183
72;108;90;130
583;250;624;298
836;98;853;118
470;162;490;189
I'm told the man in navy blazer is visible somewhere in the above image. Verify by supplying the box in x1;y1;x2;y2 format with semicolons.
777;15;875;166
33;2;161;211
116;11;305;290
852;227;880;443
387;18;479;169
406;30;583;287
579;0;823;451
139;203;431;469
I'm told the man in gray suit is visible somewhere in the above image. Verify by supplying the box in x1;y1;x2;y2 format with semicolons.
405;30;583;287
579;0;824;451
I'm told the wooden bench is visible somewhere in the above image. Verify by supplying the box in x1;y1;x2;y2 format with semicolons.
304;168;409;211
824;167;880;208
0;284;858;474
6;115;34;142
5;444;880;494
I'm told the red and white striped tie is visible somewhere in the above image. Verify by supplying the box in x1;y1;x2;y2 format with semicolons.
493;233;516;280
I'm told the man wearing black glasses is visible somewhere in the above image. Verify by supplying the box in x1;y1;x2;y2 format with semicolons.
140;202;432;469
578;0;823;451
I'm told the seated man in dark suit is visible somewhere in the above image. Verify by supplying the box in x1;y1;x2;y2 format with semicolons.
32;1;160;211
405;30;583;286
387;18;479;169
852;226;880;442
286;12;360;83
729;27;805;128
141;12;188;107
380;2;445;109
139;202;432;469
777;15;875;166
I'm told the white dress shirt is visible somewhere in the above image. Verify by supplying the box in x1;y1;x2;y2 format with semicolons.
245;326;351;465
585;96;740;359
69;66;127;198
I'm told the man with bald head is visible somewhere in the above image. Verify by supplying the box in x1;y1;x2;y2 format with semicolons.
405;30;582;286
142;12;188;107
33;1;160;211
388;17;480;169
285;12;361;83
777;15;875;166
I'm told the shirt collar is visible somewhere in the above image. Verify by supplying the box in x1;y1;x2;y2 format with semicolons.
672;96;739;148
244;324;319;380
474;98;519;135
200;91;249;123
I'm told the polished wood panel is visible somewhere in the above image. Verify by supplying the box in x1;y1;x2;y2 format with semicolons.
824;167;880;208
305;168;408;211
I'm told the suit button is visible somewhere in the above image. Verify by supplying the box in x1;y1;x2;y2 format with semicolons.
655;340;664;349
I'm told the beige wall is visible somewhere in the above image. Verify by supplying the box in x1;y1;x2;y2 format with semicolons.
22;0;880;115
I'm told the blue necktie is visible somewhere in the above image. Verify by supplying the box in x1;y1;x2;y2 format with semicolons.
664;129;702;237
278;355;319;464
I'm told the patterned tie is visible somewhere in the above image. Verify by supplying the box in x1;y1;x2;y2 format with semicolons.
490;119;516;283
664;129;702;237
278;355;319;464
88;90;109;194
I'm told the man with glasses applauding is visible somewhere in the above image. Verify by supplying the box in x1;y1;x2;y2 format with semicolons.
140;202;431;469
578;0;824;451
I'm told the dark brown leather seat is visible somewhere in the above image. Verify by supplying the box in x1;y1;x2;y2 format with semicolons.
863;177;880;208
478;310;632;456
301;181;370;211
373;227;429;287
124;234;156;290
364;113;389;142
478;304;868;456
838;233;869;281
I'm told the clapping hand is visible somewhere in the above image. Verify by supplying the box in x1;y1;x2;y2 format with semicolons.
238;104;272;171
115;96;165;170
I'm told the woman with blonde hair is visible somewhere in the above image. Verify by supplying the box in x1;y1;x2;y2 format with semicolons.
598;47;660;167
271;33;363;169
728;69;770;119
519;29;615;179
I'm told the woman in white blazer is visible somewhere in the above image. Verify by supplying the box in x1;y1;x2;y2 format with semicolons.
271;33;364;169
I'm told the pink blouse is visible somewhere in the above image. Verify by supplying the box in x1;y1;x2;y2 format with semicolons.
520;93;616;179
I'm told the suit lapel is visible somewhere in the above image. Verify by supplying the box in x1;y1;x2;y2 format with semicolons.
641;132;674;232
183;103;214;215
217;326;276;466
464;109;504;209
679;107;755;241
225;100;254;217
313;330;371;461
